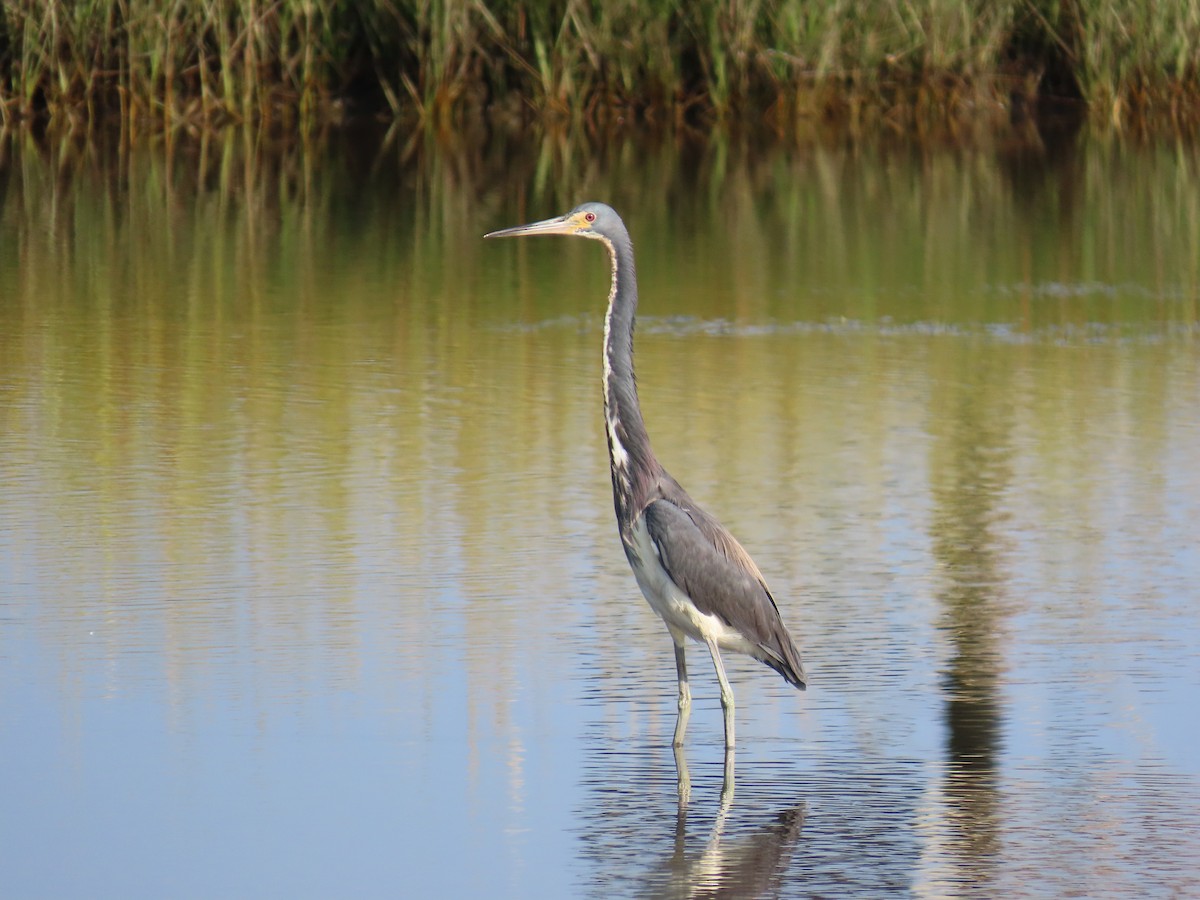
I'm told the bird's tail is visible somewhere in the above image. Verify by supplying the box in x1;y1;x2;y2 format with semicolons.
763;630;807;690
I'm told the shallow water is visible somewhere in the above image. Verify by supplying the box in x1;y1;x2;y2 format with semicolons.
1;127;1198;897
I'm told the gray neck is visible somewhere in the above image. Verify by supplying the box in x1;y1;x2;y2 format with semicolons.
601;230;659;533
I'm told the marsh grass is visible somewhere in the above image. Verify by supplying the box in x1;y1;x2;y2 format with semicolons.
0;1;1198;131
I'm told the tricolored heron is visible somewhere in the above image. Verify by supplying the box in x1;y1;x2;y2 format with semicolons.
486;202;806;748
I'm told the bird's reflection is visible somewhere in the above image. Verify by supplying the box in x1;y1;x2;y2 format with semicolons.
672;742;734;819
578;738;804;897
661;745;804;898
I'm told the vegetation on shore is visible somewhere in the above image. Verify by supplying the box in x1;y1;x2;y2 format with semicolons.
0;0;1198;132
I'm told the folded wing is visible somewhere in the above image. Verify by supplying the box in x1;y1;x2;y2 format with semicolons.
643;496;807;688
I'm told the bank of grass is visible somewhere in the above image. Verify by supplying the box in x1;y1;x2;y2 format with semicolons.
0;1;1198;131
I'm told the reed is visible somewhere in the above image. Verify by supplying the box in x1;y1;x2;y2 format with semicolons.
1069;0;1200;126
1;0;1198;130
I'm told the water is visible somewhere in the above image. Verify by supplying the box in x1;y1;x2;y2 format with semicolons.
1;127;1198;897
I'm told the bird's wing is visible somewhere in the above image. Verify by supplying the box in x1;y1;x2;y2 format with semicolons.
642;496;806;686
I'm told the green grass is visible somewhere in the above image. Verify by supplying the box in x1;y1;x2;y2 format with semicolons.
1;1;1198;130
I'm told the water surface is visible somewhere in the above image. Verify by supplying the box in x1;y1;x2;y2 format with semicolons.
1;128;1198;897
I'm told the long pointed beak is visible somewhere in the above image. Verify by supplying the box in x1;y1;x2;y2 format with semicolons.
484;214;576;239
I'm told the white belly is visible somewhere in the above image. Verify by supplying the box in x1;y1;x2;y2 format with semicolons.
625;516;759;657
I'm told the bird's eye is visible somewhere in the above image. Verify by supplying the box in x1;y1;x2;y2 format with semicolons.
584;212;596;223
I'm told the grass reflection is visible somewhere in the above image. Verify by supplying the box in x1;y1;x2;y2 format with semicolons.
929;342;1014;881
2;125;1197;693
1;126;1198;895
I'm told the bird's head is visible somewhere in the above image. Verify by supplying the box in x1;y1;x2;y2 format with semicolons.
484;202;624;244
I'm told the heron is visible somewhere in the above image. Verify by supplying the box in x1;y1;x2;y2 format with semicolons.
485;202;806;748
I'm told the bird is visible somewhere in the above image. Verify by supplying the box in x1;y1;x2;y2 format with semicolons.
485;202;806;748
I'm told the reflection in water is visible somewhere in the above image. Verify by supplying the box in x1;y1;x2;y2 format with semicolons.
579;740;805;898
2;127;1199;897
576;717;942;898
664;747;806;899
928;346;1013;887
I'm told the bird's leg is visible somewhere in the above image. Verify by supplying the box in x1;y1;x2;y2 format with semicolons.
705;638;736;748
672;640;692;748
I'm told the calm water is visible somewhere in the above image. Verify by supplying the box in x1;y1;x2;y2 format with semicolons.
1;127;1198;897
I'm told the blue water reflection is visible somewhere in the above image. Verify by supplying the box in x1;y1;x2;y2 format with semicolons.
2;128;1199;897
